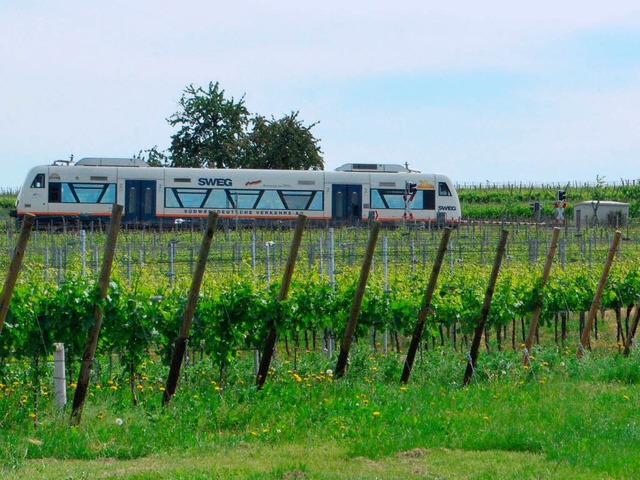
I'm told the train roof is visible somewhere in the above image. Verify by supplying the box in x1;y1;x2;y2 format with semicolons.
335;163;419;173
47;158;425;174
73;157;148;167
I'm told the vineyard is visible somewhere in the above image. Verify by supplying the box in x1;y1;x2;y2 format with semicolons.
3;222;640;361
2;196;640;476
3;228;640;364
457;178;640;221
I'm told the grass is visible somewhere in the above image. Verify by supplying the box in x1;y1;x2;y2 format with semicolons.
2;189;640;478
3;443;617;479
1;345;640;478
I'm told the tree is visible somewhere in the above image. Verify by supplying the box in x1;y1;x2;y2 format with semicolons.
136;146;169;167
167;82;249;168
150;82;324;170
245;112;324;170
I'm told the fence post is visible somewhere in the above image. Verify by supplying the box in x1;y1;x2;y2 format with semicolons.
70;205;123;425
624;304;640;355
162;212;218;406
383;235;389;355
79;229;87;276
318;234;324;279
329;228;335;292
265;241;274;282
463;229;509;386
256;215;307;389
251;230;256;273
335;222;381;378
523;227;561;366
577;230;622;359
54;343;67;408
401;227;452;383
168;239;177;287
0;214;35;334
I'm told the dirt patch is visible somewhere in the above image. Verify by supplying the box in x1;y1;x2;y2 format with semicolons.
282;470;308;479
398;448;427;458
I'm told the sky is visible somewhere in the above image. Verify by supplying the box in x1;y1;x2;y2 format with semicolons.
1;1;639;189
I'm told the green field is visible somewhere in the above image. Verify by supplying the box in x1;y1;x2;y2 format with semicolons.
2;346;640;479
2;183;640;478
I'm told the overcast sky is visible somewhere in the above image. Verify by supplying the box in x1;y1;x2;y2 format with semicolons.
1;1;639;188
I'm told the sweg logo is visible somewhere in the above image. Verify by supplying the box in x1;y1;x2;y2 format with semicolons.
198;178;232;187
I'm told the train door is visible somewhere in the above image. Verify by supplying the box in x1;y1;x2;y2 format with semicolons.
124;180;156;223
332;184;362;222
28;172;47;213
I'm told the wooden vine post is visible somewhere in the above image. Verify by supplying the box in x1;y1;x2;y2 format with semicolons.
256;214;307;389
162;212;219;406
400;227;452;383
624;302;640;355
463;229;509;386
70;205;123;425
335;221;381;379
0;213;35;335
577;230;621;359
523;227;561;366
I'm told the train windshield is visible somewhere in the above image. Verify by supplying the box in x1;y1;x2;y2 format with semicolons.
30;173;45;188
439;182;452;196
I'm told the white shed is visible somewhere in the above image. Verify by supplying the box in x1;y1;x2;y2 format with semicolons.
574;200;629;228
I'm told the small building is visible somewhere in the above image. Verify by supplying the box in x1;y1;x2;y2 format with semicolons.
574;200;629;228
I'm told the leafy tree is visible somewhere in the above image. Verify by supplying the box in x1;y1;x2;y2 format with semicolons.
244;112;324;170
154;82;324;170
167;82;250;168
136;146;169;167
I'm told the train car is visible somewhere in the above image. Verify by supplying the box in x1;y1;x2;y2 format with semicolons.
12;158;461;226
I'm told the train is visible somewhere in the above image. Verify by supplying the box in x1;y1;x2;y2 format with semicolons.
12;158;461;226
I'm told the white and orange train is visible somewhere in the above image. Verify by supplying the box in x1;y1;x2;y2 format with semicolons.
13;158;461;226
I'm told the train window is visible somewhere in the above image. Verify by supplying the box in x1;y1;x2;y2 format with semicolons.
335;191;344;217
30;173;45;189
410;191;430;209
228;190;261;209
128;186;137;213
166;187;235;209
49;183;61;203
101;185;116;203
165;189;178;207
423;190;435;210
50;183;115;204
281;191;322;210
371;189;405;209
372;189;433;210
438;182;452;196
165;187;323;211
144;188;153;214
307;191;323;210
203;189;232;208
257;190;285;210
167;188;210;208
